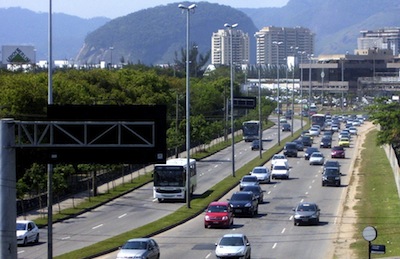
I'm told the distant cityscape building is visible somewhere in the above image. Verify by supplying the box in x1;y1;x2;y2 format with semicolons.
211;28;250;66
254;26;314;66
358;28;400;55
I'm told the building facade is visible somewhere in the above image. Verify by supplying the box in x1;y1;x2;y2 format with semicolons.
255;26;314;66
211;28;250;66
358;28;400;56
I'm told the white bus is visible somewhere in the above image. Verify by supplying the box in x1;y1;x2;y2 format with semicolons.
153;158;197;202
242;120;260;142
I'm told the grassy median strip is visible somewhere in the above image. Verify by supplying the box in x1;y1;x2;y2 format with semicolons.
350;129;400;258
55;123;304;259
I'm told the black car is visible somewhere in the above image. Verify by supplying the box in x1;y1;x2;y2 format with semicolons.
301;135;312;147
323;160;341;174
320;136;332;148
283;142;298;157
242;185;265;203
322;167;341;186
229;191;259;217
251;139;263;151
281;123;291;132
293;139;305;151
304;147;319;160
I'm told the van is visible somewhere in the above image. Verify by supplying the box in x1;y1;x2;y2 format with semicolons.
283;142;298;157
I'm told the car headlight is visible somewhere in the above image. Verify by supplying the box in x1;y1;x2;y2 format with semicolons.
245;202;252;207
310;214;318;218
335;176;340;180
205;215;210;220
222;216;228;220
322;176;328;180
294;214;301;219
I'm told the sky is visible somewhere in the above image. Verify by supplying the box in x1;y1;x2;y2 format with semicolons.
0;0;289;19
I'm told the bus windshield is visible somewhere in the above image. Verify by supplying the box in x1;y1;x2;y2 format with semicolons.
243;121;259;141
311;114;326;129
153;166;185;187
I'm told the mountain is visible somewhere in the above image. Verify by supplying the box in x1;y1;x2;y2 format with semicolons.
1;0;400;65
75;2;258;65
0;7;109;60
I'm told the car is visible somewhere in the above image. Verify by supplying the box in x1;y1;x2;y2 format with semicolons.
322;167;341;186
304;147;319;160
331;146;346;158
16;220;39;246
116;238;160;259
293;202;320;226
242;185;265;203
251;139;263;150
250;166;271;183
228;191;258;217
281;123;291;132
215;233;251;259
239;175;259;190
283;142;298;157
349;126;358;135
309;151;325;165
271;161;290;179
270;154;288;169
324;160;341;174
339;130;350;140
352;120;361;126
293;139;305;151
331;123;340;132
300;135;312;147
309;127;320;136
338;137;350;147
204;201;234;229
320;136;332;148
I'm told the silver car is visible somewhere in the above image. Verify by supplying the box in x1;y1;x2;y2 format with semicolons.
16;220;39;246
250;166;271;183
309;151;325;165
239;175;259;190
116;238;160;259
293;202;320;226
215;233;251;259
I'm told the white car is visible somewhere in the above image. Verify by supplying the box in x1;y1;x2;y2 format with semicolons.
250;166;271;183
271;161;290;179
270;154;288;169
349;126;358;135
309;152;325;165
309;127;320;136
116;238;160;259
215;233;251;259
16;220;39;246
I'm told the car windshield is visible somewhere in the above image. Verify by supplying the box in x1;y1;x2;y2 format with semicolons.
207;205;228;213
243;186;260;193
312;153;323;157
307;148;318;154
242;177;257;182
220;237;244;246
16;223;27;231
252;168;266;174
273;155;285;160
297;204;316;212
231;193;252;201
274;166;287;170
324;169;339;175
122;241;148;250
333;147;344;151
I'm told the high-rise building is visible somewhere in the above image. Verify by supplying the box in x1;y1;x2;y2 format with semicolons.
358;28;400;55
255;26;314;66
211;28;250;66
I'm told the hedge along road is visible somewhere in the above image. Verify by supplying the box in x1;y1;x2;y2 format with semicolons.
18;117;303;259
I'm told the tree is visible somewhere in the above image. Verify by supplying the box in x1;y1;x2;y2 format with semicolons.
174;42;210;77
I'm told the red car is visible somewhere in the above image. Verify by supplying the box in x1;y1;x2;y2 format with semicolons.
331;146;345;158
204;201;234;228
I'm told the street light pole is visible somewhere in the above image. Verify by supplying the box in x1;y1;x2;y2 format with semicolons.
308;54;314;109
224;23;238;177
273;41;283;146
290;46;298;137
255;33;264;158
178;3;196;208
299;51;306;130
109;46;114;69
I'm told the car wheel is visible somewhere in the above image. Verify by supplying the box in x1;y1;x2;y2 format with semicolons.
34;233;39;243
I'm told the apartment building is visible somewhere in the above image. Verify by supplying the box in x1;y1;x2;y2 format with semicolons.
358;28;400;56
211;28;250;66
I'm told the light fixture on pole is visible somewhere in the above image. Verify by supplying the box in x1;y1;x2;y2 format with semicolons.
254;33;263;159
224;22;238;177
178;3;196;208
272;41;283;146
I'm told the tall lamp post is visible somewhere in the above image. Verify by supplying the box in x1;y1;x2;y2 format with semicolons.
255;34;263;159
299;51;306;129
178;3;196;208
290;46;298;137
308;54;314;113
224;23;238;177
273;41;283;146
109;46;114;68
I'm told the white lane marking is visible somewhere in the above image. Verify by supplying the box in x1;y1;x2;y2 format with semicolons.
281;228;286;234
309;185;312;189
118;213;127;219
272;243;277;249
300;198;304;202
61;236;71;240
17;250;25;254
312;179;315;183
267;191;272;194
289;215;293;220
205;252;212;258
214;165;218;168
92;224;103;229
152;198;158;202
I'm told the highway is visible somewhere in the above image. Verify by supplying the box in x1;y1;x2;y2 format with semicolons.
96;122;365;259
17;118;302;259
